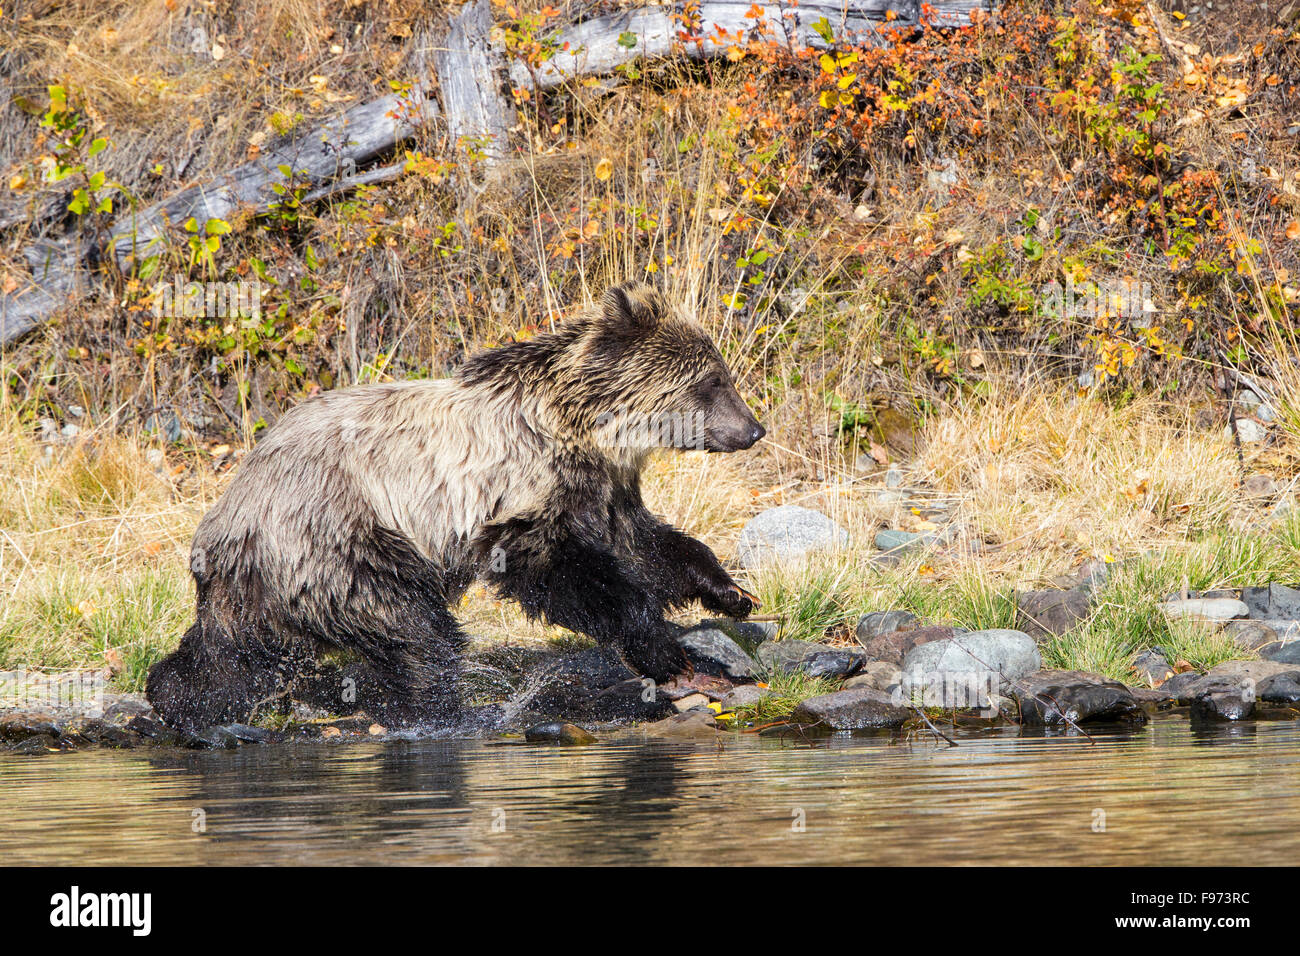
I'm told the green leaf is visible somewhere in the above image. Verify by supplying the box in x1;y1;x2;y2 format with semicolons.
617;31;638;49
88;171;106;191
68;191;88;215
88;137;108;157
95;195;113;214
205;218;232;236
811;16;834;44
184;217;198;233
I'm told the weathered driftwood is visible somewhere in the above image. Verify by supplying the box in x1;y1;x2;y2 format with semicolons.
1;0;991;346
1;40;440;346
433;0;516;167
509;0;993;89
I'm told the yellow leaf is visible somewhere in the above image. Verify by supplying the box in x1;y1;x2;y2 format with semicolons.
818;90;836;109
837;73;857;90
593;157;613;181
819;53;836;74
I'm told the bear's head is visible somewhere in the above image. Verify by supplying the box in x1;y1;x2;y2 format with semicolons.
580;282;765;455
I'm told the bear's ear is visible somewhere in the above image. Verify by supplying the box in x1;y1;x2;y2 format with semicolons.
601;283;664;333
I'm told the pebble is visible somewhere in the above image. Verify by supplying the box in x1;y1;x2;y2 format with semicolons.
1009;670;1146;726
1158;597;1249;621
734;506;849;569
899;630;1042;706
676;627;761;681
524;722;597;745
790;687;911;730
756;640;865;678
855;609;921;642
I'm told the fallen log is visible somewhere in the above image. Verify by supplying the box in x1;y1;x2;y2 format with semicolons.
434;0;516;168
1;35;440;346
1;0;993;346
508;0;993;90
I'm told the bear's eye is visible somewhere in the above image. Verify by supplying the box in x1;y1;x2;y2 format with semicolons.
709;375;724;390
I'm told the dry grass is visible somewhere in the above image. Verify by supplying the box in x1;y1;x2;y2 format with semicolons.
4;1;1300;692
3;373;1298;689
0;390;210;687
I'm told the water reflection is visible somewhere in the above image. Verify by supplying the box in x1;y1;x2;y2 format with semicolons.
1;718;1298;865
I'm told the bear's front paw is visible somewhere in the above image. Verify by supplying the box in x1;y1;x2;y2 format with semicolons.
702;581;761;619
625;635;691;683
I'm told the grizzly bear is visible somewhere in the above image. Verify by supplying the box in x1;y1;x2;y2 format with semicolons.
145;282;765;730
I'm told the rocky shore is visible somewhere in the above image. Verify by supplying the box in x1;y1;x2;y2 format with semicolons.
4;578;1298;752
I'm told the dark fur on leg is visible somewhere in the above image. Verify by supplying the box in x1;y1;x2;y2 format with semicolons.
145;619;294;731
486;519;688;681
637;520;755;618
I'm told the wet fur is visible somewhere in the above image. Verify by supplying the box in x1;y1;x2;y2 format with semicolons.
146;283;761;729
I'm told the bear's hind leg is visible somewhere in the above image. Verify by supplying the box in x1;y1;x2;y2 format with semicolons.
146;619;293;731
325;595;466;727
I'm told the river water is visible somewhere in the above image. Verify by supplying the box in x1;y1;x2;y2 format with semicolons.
2;716;1297;865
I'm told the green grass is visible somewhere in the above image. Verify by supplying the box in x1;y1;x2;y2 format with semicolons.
752;557;860;643
0;566;191;692
730;668;842;724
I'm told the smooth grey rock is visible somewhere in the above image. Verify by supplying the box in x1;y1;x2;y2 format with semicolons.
1159;670;1205;704
697;617;778;651
1191;690;1254;721
756;640;865;679
225;723;274;744
900;630;1041;706
1181;660;1300;706
1259;638;1300;664
874;529;933;554
855;609;920;642
643;709;721;738
844;661;902;692
1015;589;1092;640
677;627;760;681
183;725;240;749
1224;619;1279;651
0;713;59;741
791;687;911;730
1242;474;1276;497
101;694;154;723
1258;673;1300;704
1132;647;1174;684
1225;419;1267;443
672;693;712;712
720;685;769;710
1159;597;1249;621
525;722;597;744
735;506;848;569
856;625;965;665
1009;670;1146;725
